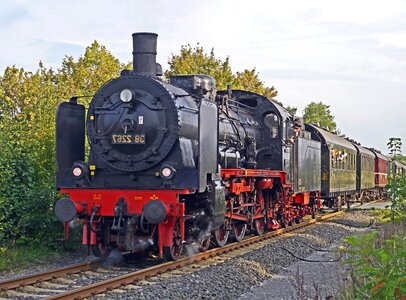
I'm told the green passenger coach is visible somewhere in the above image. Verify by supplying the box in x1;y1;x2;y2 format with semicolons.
305;124;357;207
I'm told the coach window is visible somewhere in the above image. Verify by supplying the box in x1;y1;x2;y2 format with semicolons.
345;155;348;170
331;149;336;169
348;154;351;170
351;154;355;170
350;154;353;169
264;113;279;138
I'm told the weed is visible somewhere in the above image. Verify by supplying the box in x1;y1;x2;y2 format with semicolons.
342;221;406;299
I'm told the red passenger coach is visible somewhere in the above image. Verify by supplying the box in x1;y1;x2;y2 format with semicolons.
369;148;389;196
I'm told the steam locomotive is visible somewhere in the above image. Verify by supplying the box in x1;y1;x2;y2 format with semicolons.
54;32;404;260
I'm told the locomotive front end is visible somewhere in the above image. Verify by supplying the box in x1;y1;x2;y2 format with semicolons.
55;33;185;260
86;73;179;175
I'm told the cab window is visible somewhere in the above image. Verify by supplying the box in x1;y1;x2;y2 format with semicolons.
264;113;279;138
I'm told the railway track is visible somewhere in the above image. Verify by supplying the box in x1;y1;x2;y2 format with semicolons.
0;257;158;299
0;260;100;298
0;210;344;299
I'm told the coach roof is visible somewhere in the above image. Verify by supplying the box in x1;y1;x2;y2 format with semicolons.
306;124;357;152
350;143;375;158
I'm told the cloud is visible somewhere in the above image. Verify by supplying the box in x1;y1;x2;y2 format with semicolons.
0;0;405;153
0;4;29;27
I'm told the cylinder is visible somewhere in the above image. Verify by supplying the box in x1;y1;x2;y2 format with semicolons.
132;32;158;76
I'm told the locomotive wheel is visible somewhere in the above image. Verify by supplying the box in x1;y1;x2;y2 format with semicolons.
212;224;229;247
91;219;112;258
163;219;183;261
253;218;265;235
91;243;111;258
280;219;289;228
231;223;247;242
199;235;211;252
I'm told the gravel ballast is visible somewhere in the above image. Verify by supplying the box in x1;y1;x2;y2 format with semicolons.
95;210;374;300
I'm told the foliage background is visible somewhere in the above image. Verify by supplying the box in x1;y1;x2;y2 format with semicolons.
302;101;337;132
0;42;280;248
165;44;278;98
0;42;124;247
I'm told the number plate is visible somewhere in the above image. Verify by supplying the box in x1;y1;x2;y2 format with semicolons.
111;134;146;144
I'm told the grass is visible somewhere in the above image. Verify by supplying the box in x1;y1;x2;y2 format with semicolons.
339;215;406;299
0;243;62;272
0;227;85;273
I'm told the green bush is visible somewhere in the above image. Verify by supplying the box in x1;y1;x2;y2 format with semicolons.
0;42;123;250
386;174;406;221
343;222;406;299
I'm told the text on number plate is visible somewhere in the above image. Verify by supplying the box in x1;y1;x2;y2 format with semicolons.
111;134;146;144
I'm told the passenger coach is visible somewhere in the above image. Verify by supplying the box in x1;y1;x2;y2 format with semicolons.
349;141;375;203
369;148;389;198
305;125;357;207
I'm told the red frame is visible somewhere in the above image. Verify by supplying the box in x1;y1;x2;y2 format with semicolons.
62;188;189;257
62;168;320;257
221;169;319;229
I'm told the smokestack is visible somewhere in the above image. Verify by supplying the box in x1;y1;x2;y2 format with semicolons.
132;32;158;76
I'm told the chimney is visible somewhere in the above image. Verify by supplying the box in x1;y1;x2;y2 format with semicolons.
132;32;158;76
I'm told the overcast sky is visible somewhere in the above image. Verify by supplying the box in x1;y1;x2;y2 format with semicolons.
1;0;405;154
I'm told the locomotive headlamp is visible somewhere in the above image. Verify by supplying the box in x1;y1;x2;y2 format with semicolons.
120;89;133;102
160;166;175;180
71;162;88;179
162;168;172;177
72;167;83;177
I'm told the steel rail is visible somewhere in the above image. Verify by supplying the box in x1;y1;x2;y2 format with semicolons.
0;259;100;291
47;211;344;300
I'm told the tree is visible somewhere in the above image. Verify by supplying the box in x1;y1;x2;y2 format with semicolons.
303;101;337;132
165;45;234;90
233;68;277;98
386;137;406;221
165;44;278;97
286;106;297;115
397;156;406;164
57;41;124;104
0;64;61;245
0;40;124;248
387;137;402;157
